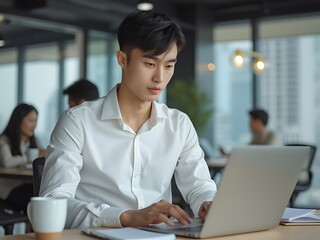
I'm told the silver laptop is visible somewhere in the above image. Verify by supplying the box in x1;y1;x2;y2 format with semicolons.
141;146;309;238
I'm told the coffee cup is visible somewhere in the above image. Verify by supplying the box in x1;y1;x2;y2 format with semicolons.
27;148;39;162
27;197;67;240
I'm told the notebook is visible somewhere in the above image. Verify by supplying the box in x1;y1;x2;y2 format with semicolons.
280;207;320;225
141;146;309;238
82;227;176;240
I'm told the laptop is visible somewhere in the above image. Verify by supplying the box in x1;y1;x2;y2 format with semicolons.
141;146;309;238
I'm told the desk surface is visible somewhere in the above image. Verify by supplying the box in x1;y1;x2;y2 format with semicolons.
1;216;319;240
0;167;33;180
206;157;228;168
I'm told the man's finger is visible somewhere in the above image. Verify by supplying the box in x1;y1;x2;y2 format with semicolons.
167;204;192;225
158;213;175;226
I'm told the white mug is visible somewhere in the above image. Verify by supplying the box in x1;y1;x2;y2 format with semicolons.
27;197;67;240
27;148;39;162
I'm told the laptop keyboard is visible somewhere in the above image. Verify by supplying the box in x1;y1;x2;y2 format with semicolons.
168;224;203;233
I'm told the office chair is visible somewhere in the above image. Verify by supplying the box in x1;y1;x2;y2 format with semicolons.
285;143;317;207
32;157;45;196
0;200;29;235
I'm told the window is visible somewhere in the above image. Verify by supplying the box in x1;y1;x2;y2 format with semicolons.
259;15;320;207
211;22;252;153
24;44;59;146
0;49;18;132
63;40;80;110
88;31;109;96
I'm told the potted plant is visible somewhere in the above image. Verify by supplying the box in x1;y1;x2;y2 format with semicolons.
167;80;213;134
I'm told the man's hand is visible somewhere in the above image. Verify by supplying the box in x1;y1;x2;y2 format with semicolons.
198;201;212;220
120;199;192;227
219;147;229;157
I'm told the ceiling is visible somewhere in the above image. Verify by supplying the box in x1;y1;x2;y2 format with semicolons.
1;0;320;48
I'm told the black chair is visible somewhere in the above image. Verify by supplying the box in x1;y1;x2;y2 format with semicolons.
32;157;45;196
0;200;29;235
285;144;317;207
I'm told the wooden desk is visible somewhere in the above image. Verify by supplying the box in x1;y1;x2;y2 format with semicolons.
0;167;33;180
2;211;319;240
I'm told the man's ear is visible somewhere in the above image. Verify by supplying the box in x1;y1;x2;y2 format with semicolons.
116;50;127;69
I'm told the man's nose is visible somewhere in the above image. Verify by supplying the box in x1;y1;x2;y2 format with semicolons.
153;67;164;83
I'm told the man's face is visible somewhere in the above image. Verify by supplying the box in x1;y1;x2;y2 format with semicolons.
118;44;178;103
250;117;263;133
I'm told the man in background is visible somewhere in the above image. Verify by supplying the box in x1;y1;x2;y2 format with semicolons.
248;108;282;145
220;108;282;156
63;79;99;107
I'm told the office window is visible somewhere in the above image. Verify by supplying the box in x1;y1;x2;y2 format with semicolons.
211;22;252;153
63;40;80;110
0;49;18;131
259;15;320;208
24;44;59;147
88;31;109;96
109;39;122;92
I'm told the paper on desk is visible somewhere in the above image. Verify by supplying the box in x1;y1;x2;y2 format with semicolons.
82;227;176;240
281;207;320;222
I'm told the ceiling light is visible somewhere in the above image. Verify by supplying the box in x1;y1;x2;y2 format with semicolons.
137;0;154;11
232;50;245;68
232;49;266;74
253;58;265;73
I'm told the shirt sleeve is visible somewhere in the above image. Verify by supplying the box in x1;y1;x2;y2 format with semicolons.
173;115;217;217
0;137;27;168
39;111;127;228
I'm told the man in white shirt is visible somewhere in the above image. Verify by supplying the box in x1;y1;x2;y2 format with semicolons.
40;10;217;229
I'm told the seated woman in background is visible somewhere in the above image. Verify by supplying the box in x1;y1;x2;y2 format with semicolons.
0;103;44;211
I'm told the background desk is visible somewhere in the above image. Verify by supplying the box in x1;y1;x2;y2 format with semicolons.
0;167;33;180
1;211;319;240
206;157;228;179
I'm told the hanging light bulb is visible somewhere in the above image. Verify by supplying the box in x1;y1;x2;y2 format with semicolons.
137;0;154;11
232;49;245;68
231;49;266;74
252;57;265;73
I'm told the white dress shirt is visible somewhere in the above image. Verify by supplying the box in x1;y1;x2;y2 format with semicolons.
40;85;217;229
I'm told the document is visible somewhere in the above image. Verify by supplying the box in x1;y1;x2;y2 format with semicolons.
82;227;176;240
280;207;320;225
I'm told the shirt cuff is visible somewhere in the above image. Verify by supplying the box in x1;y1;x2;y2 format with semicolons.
96;207;128;227
191;192;216;217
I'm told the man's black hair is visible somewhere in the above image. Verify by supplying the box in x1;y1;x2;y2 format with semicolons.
118;10;186;58
249;108;269;126
63;79;99;102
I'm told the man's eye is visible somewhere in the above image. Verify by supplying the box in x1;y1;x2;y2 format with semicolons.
166;65;174;69
145;62;155;68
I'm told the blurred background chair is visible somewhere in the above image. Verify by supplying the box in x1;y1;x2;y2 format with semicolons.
0;200;29;235
32;157;45;196
285;143;317;207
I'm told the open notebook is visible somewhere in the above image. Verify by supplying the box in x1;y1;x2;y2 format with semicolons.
280;208;320;225
141;146;309;238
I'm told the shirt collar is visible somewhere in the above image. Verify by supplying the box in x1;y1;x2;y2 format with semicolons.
101;84;169;122
101;85;122;120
